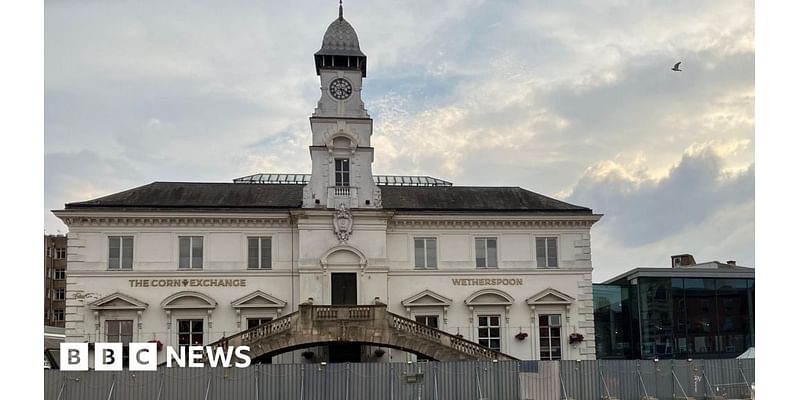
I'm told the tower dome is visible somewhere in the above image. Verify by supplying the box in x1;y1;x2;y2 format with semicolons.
314;2;367;76
320;16;362;54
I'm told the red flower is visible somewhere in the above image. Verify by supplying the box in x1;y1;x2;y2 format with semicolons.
148;339;164;351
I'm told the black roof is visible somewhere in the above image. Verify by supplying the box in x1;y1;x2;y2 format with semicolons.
63;182;592;213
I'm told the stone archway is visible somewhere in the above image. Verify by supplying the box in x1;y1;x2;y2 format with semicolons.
209;303;517;362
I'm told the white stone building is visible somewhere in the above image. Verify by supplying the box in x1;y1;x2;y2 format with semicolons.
54;4;602;364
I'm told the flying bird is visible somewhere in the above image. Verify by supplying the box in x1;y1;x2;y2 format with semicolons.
672;62;682;72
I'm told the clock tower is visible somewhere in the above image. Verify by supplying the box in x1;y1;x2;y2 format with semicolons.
303;2;380;209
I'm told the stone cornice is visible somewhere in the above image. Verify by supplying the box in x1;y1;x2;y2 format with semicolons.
53;211;292;228
388;214;602;230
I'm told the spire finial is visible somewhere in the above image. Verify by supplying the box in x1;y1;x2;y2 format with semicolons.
339;0;343;20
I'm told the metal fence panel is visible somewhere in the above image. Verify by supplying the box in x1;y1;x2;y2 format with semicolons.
561;360;602;400
518;360;559;400
704;359;753;399
598;360;641;400
43;359;755;400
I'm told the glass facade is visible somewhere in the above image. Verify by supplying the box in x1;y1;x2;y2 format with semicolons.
594;276;754;359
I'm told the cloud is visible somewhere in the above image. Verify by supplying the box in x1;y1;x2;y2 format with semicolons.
565;144;754;280
44;0;754;275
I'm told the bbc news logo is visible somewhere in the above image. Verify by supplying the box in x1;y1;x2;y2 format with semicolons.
60;343;251;371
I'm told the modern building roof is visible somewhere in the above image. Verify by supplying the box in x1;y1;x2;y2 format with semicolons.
601;262;755;285
61;182;594;214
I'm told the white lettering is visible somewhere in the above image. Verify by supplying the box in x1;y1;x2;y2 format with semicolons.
166;346;185;368
205;346;235;368
188;346;204;367
234;346;251;368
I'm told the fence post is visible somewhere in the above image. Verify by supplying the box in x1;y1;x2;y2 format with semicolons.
56;379;66;400
254;365;259;400
155;371;164;400
106;374;116;400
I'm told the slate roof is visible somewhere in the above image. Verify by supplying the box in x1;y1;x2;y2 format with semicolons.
63;182;593;214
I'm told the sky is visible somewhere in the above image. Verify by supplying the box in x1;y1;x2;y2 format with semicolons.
44;0;754;282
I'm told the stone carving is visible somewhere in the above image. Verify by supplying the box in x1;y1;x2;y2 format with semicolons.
333;203;353;242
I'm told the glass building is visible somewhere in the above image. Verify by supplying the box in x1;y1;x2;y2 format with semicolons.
593;256;754;359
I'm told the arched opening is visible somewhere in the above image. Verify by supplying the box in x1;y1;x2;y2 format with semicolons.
250;340;441;364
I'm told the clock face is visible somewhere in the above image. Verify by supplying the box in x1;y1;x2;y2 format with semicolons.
329;78;353;100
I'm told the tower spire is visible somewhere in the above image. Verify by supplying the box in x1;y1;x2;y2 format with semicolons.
339;0;343;20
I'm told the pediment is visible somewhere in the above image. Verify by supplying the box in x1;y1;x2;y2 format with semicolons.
160;291;217;310
465;289;514;306
90;292;148;310
231;290;287;309
526;288;575;305
401;290;453;307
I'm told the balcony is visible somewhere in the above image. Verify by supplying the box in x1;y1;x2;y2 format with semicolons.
327;186;358;208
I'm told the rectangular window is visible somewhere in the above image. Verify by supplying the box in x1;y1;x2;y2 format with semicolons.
106;320;133;366
415;315;439;329
55;248;66;259
246;317;273;330
53;309;65;321
54;269;66;280
414;238;437;269
54;288;65;301
539;314;562;360
247;237;272;269
334;158;350;186
179;237;203;269
536;237;558;268
178;319;204;353
475;237;498;268
47;247;53;258
477;315;501;351
108;236;134;270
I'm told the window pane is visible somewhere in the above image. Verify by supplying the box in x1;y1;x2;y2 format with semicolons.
547;238;558;267
122;237;133;269
192;237;203;268
106;321;119;336
108;237;120;269
178;320;190;333
179;238;190;268
487;239;497;268
191;334;203;345
192;320;203;332
475;239;486;267
248;238;259;268
539;315;548;326
261;238;271;269
536;238;546;267
414;239;425;268
426;239;437;268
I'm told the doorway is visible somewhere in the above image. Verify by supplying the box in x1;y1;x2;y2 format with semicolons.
331;273;357;305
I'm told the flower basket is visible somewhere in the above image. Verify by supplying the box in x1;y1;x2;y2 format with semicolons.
374;349;386;357
568;333;584;344
148;339;164;351
514;332;528;340
301;351;315;360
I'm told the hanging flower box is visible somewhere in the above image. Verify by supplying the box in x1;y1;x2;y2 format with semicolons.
515;332;528;340
568;333;584;344
301;351;315;360
148;339;164;351
374;349;385;357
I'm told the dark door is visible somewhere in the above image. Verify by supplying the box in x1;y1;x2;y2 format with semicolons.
331;273;357;305
328;343;361;363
